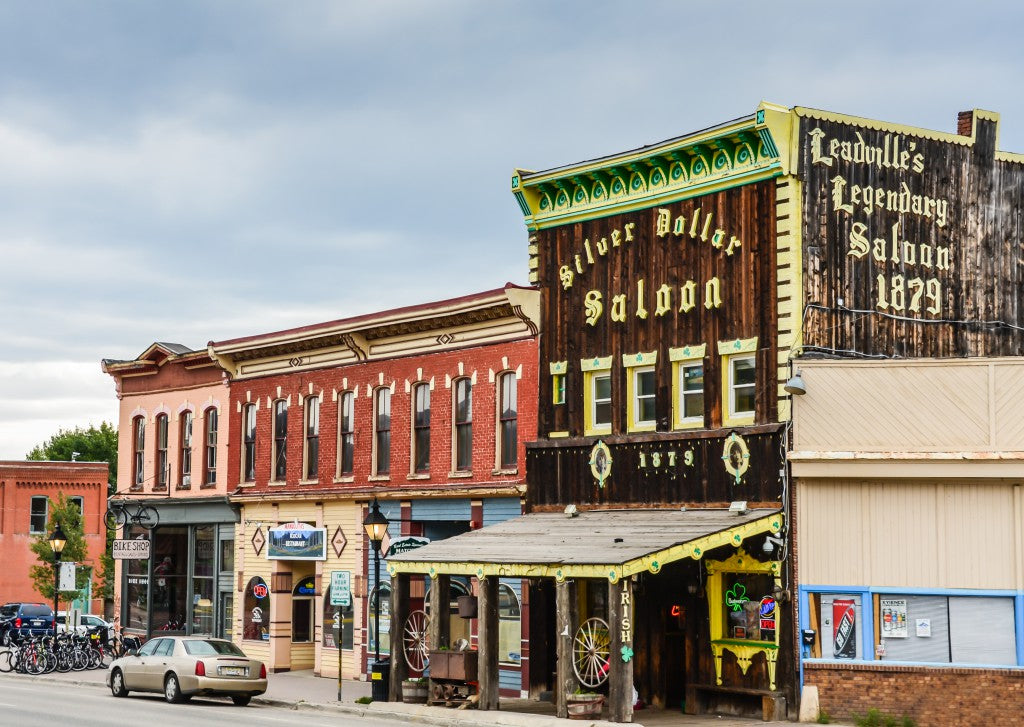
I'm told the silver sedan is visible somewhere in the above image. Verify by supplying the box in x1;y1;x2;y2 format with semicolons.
106;635;268;706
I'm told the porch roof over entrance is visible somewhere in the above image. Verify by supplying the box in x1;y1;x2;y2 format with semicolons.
387;507;782;582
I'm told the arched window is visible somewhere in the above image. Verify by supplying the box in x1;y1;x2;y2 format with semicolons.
374;388;391;476
323;590;354;649
453;378;472;471
273;400;288;481
412;383;430;473
155;413;169;489
498;582;522;665
242;576;270;641
204;407;218;485
179;410;193;487
132;416;145;488
241;404;256;482
497;372;517;469
368;581;392;655
337;392;354;476
304;396;320;480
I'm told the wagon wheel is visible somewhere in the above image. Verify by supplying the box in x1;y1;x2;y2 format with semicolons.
573;617;611;688
403;609;430;672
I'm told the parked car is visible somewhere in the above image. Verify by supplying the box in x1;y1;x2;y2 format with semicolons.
57;612;113;635
0;603;55;644
106;636;267;705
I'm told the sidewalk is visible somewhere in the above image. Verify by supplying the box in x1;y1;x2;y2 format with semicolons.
0;665;791;727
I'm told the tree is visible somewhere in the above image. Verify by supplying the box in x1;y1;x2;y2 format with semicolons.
27;422;119;601
26;422;118;493
29;494;94;607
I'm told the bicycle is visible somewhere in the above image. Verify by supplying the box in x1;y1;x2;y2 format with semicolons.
104;502;159;530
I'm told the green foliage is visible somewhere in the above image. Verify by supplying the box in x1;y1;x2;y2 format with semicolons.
853;708;916;727
355;696;373;704
816;708;831;723
28;493;94;604
26;422;118;491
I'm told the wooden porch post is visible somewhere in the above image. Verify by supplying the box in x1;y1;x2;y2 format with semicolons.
427;573;450;650
555;578;579;718
389;572;410;701
608;577;634;722
477;576;500;710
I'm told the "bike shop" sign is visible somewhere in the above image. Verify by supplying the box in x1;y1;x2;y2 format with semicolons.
112;539;151;560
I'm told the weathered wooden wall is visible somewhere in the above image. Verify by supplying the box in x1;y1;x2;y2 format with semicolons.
799;113;1024;358
534;180;779;438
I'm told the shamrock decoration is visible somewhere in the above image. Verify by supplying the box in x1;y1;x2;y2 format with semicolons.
726;583;748;612
620;645;634;663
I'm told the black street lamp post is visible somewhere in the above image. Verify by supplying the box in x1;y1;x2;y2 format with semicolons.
362;499;389;666
48;524;67;634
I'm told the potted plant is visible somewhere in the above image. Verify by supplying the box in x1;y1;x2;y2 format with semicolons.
402;677;429;704
566;689;605;719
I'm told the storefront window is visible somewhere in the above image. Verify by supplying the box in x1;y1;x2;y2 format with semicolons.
369;582;391;655
722;573;775;642
152;526;189;632
243;576;270;641
191;526;215;635
323;589;354;649
124;525;150;631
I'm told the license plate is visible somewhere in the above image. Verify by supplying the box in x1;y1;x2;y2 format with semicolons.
219;666;246;676
31;620;45;628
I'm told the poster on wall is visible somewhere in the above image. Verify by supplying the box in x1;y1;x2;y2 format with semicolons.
267;522;327;560
833;598;857;659
881;598;908;638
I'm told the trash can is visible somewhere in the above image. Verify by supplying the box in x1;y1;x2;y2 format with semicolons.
370;658;390;702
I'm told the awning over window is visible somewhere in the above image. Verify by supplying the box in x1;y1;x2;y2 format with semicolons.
388;507;782;583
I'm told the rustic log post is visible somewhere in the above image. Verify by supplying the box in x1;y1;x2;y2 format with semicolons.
389;572;410;701
477;576;500;710
608;577;634;722
555;578;579;718
428;573;450;650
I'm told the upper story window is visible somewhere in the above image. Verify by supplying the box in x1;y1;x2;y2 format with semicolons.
155;413;169;489
69;496;84;515
304;396;320;480
242;404;256;483
273;400;288;481
131;415;145;488
204;407;218;485
581;356;613;436
719;338;757;427
623;352;657;433
497;372;517;469
670;345;706;430
337;392;354;477
30;496;47;534
453;378;472;472
374;388;391;476
179;410;193;487
412;383;430;474
550;361;567;405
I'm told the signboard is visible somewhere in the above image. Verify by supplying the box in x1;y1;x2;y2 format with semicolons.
112;539;151;560
833;598;857;659
330;571;352;607
267;522;327;560
59;562;76;592
385;535;430;558
881;598;908;639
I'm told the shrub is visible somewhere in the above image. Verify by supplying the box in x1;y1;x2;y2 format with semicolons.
355;696;373;704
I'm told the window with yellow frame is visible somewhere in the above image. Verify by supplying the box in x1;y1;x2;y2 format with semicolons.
580;356;612;436
669;345;706;430
623;351;657;433
718;338;757;427
549;361;567;405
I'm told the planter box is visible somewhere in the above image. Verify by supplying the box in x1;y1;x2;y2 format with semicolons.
428;649;478;681
566;694;605;720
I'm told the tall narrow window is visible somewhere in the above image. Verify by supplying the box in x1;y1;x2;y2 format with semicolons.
338;392;354;476
204;407;218;485
155;414;169;489
412;383;430;473
132;416;145;488
498;372;517;469
242;404;256;483
719;338;758;427
30;496;48;533
624;352;658;433
730;356;756;417
374;388;391;475
304;396;320;480
453;378;472;471
179;410;193;487
273;400;288;481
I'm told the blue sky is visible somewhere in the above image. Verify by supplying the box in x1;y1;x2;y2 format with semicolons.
1;1;1022;459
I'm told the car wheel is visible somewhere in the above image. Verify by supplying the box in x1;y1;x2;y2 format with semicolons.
231;695;252;706
110;668;129;698
164;673;186;704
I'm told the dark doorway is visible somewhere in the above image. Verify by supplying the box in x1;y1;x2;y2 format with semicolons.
528;579;556;698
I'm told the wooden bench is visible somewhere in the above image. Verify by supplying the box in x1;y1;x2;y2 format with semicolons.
687;683;786;722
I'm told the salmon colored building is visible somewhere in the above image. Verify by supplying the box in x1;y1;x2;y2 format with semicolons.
0;461;108;613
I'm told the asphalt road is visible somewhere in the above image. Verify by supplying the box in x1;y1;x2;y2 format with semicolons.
0;678;409;727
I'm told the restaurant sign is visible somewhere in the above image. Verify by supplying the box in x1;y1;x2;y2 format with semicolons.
268;522;327;561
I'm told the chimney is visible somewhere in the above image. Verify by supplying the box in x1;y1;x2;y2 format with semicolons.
957;110;974;136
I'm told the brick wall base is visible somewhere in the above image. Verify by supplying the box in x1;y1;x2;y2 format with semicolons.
805;662;1024;727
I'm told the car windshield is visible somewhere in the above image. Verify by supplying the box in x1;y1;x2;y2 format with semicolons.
183;640;246;657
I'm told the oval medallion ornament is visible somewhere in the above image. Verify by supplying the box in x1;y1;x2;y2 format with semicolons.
589;440;613;489
722;432;751;486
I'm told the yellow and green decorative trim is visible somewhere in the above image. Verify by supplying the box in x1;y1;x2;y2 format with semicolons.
669;344;706;362
549;361;568;375
717;337;758;355
580;355;613;372
621;351;657;368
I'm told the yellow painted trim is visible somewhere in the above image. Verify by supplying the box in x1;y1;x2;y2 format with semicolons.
580;356;613;372
549;361;568;375
547;431;569;439
583;369;612;437
672;357;705;431
717;337;758;355
721;350;756;427
388;513;784;582
668;344;706;362
626;364;657;433
621;351;657;368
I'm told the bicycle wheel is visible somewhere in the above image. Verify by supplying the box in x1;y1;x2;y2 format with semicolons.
136;506;159;530
104;507;127;530
0;650;12;673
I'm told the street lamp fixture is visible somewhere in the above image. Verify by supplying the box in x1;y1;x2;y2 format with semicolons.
362;498;388;665
49;523;67;634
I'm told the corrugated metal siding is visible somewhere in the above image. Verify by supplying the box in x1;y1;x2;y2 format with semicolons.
949;596;1017;665
411;499;471;521
483;497;522;526
879;596;949;663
